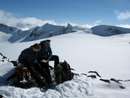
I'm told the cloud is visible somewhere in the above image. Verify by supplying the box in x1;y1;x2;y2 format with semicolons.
117;10;130;20
0;10;56;30
117;24;130;28
0;10;103;30
64;20;103;28
94;20;102;25
18;17;56;30
85;20;103;28
0;10;19;26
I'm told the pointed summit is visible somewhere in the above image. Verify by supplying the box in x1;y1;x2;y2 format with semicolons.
65;23;75;33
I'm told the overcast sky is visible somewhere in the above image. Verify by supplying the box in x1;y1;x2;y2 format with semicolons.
0;0;130;28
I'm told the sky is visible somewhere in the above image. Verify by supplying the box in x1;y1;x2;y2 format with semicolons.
0;0;130;28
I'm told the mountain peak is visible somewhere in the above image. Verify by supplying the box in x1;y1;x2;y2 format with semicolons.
0;23;20;34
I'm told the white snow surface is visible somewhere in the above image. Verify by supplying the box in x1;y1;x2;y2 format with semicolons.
0;31;130;98
0;31;11;42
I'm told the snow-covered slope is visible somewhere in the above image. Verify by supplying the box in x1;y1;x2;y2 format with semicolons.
0;32;11;42
0;32;130;98
0;24;27;42
91;25;130;36
1;32;129;79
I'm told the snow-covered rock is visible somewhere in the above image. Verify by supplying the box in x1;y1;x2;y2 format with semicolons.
22;23;75;42
0;24;20;34
0;23;77;42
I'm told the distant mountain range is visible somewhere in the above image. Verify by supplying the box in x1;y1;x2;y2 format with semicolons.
0;23;77;42
91;25;130;36
23;23;77;42
0;23;130;42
